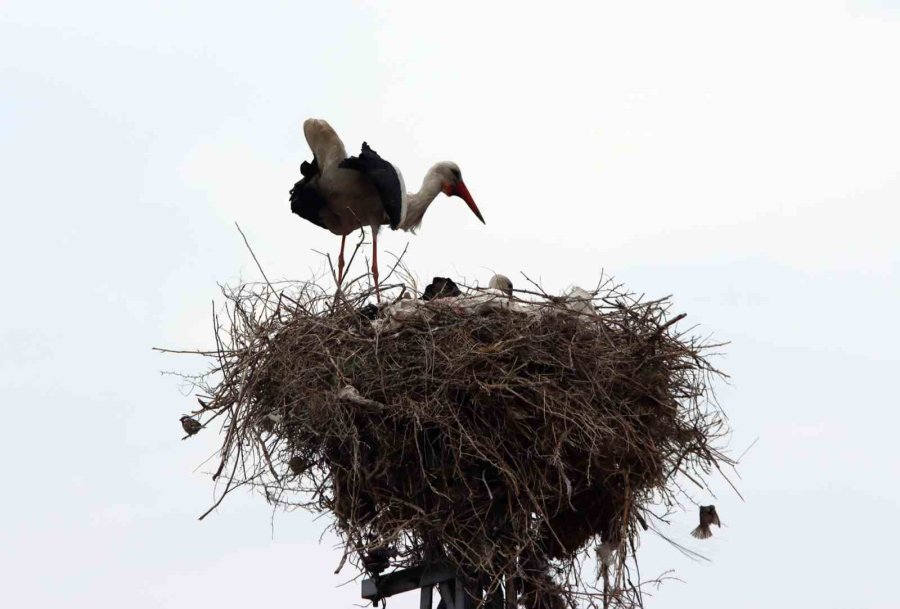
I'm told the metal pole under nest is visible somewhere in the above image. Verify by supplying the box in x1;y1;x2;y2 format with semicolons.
361;562;507;609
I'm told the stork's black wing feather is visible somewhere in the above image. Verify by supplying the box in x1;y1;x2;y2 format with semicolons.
300;157;319;179
339;142;402;229
290;156;327;229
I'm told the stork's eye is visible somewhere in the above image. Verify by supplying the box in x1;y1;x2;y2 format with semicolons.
451;168;462;180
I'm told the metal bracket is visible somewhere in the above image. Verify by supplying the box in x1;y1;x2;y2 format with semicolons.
361;562;476;609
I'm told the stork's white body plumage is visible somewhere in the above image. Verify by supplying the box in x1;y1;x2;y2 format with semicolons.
291;119;484;299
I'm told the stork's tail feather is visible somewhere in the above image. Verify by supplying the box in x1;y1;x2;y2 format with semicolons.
691;524;713;540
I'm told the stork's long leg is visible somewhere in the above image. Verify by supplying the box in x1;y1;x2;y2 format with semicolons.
371;229;381;303
336;234;347;287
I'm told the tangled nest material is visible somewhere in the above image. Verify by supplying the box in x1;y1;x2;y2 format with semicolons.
177;273;731;609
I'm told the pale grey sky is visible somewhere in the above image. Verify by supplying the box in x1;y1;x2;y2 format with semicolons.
1;1;898;608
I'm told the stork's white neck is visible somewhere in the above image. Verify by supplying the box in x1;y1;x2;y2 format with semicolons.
400;167;444;232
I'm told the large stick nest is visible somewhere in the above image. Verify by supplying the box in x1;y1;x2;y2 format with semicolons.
182;274;731;609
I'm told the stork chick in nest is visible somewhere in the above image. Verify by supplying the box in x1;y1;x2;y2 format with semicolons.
488;273;513;298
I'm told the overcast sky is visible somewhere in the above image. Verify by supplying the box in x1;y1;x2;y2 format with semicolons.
1;1;898;607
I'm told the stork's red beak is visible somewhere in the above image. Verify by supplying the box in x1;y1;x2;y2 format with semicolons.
453;181;485;224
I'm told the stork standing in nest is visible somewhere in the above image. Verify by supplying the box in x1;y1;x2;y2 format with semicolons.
290;119;485;301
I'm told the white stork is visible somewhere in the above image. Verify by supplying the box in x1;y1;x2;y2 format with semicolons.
290;119;485;300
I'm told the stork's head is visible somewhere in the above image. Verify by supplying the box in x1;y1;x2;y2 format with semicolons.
434;162;485;224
